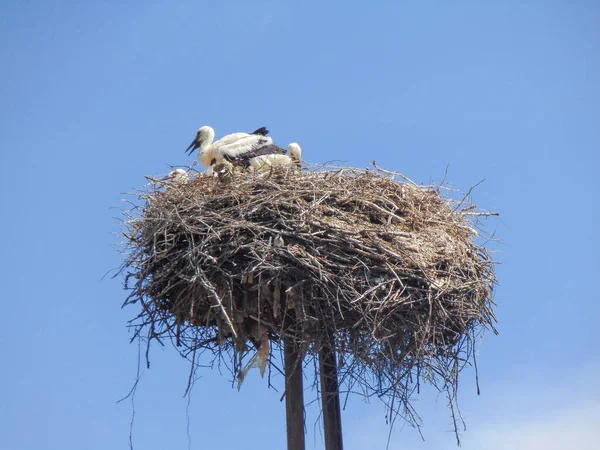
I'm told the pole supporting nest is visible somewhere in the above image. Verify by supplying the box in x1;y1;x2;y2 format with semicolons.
121;165;498;447
319;329;343;450
284;335;305;450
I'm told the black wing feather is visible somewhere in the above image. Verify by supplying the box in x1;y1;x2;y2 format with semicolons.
251;126;269;136
223;144;286;167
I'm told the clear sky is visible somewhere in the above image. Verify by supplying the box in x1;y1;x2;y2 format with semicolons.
1;1;599;449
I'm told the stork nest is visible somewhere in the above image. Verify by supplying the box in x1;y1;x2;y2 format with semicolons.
120;163;497;431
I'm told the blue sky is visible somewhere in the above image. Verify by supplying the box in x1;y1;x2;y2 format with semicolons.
1;1;599;449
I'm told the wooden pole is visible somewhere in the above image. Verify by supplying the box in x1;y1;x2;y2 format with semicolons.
319;330;343;450
284;335;305;450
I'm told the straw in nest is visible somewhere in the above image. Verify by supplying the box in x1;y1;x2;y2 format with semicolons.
120;163;497;432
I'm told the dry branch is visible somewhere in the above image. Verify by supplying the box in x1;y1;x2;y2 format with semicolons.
119;164;497;433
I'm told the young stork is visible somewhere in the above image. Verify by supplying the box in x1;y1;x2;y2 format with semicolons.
185;126;282;170
186;126;292;168
147;169;189;205
154;169;190;191
245;142;302;170
164;168;189;184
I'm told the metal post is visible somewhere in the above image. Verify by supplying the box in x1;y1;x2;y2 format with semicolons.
284;335;305;450
319;330;343;450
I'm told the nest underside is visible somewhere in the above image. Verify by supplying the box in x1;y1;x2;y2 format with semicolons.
121;165;497;426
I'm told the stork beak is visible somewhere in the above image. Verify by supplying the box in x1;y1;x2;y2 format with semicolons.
185;139;200;155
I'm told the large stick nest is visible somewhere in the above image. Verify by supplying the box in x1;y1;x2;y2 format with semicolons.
120;164;497;430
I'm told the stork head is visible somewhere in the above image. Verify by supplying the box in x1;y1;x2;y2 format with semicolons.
168;168;189;184
288;143;302;162
186;126;215;155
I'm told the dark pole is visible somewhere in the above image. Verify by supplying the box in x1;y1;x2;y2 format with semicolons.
319;330;343;450
284;335;305;450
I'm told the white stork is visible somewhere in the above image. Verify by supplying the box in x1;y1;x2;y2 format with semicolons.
247;142;302;170
164;168;189;184
185;125;287;170
147;169;189;205
154;169;190;193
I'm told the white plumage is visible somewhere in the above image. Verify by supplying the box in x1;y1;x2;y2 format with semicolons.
288;142;302;163
165;168;189;184
147;169;189;205
186;125;290;170
248;142;302;170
